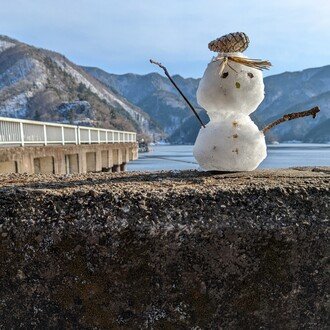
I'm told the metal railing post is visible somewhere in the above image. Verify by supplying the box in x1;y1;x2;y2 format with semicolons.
43;124;47;146
61;126;65;145
75;127;78;145
19;122;25;147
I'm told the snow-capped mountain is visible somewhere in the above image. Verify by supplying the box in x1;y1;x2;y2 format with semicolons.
1;34;328;142
84;65;330;143
82;67;200;135
0;35;159;135
253;66;330;143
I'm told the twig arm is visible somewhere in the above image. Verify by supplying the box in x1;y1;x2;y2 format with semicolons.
262;106;320;134
150;59;206;128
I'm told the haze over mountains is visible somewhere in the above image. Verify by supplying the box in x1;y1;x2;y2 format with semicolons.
84;65;330;143
0;35;329;143
83;67;200;136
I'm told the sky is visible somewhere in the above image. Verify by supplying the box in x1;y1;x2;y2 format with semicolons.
1;0;329;78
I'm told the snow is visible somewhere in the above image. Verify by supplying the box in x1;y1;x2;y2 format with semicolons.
54;58;149;129
0;40;15;53
193;113;267;171
57;101;94;122
0;58;47;119
197;53;264;118
0;93;29;118
165;96;186;109
0;58;39;89
194;53;267;171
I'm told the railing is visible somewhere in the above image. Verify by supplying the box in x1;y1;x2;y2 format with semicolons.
0;117;136;147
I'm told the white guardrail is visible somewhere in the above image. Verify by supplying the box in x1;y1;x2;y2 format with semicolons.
0;117;136;147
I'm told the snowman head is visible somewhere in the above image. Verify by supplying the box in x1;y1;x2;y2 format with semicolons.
197;32;271;119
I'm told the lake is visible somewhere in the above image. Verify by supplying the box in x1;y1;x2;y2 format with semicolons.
127;144;330;171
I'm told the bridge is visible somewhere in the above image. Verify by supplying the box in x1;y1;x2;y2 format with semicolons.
0;117;138;174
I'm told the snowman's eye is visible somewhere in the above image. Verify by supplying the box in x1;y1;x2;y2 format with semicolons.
247;72;254;78
221;72;229;78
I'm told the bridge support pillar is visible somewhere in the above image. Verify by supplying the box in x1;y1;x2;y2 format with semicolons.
95;150;102;172
0;143;138;175
20;155;34;174
56;153;66;174
0;161;18;174
112;164;120;172
78;152;87;174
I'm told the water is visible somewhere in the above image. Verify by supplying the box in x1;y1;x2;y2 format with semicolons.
127;144;330;172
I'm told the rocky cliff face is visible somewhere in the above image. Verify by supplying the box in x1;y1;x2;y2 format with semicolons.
84;65;330;143
0;168;329;328
0;35;159;135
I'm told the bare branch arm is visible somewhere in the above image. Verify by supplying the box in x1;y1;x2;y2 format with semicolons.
262;106;320;134
150;59;206;128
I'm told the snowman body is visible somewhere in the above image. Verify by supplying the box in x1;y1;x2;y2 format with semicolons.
193;53;267;171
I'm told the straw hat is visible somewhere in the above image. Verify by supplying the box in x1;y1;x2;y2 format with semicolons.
208;32;271;74
208;32;249;53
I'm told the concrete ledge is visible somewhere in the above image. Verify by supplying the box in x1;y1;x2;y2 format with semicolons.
0;168;329;328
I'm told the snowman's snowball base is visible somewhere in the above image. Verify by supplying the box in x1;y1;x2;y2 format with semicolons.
193;115;267;172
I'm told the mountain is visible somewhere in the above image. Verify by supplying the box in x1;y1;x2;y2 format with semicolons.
253;66;330;143
84;65;330;143
0;35;159;135
83;67;200;135
169;110;209;144
2;34;328;143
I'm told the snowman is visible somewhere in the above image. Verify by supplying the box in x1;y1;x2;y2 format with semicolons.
193;32;272;171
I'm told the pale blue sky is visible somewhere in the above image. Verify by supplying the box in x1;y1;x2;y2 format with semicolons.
1;0;329;77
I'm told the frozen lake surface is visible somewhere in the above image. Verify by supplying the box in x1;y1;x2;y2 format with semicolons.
127;144;330;172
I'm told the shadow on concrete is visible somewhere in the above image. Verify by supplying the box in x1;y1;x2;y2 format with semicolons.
0;170;243;192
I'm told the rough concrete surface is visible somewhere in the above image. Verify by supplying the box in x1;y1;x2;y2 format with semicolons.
0;167;329;329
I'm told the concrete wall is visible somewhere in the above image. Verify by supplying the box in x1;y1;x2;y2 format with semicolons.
65;154;79;174
86;152;96;172
0;161;17;173
0;168;328;328
34;156;55;174
0;142;138;174
101;150;108;169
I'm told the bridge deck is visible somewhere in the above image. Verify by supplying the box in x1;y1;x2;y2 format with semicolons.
0;117;138;174
0;116;136;146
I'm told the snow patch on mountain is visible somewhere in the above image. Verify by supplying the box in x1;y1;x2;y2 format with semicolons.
0;93;29;118
54;59;107;97
0;40;15;53
0;58;46;89
164;97;186;109
54;58;148;125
